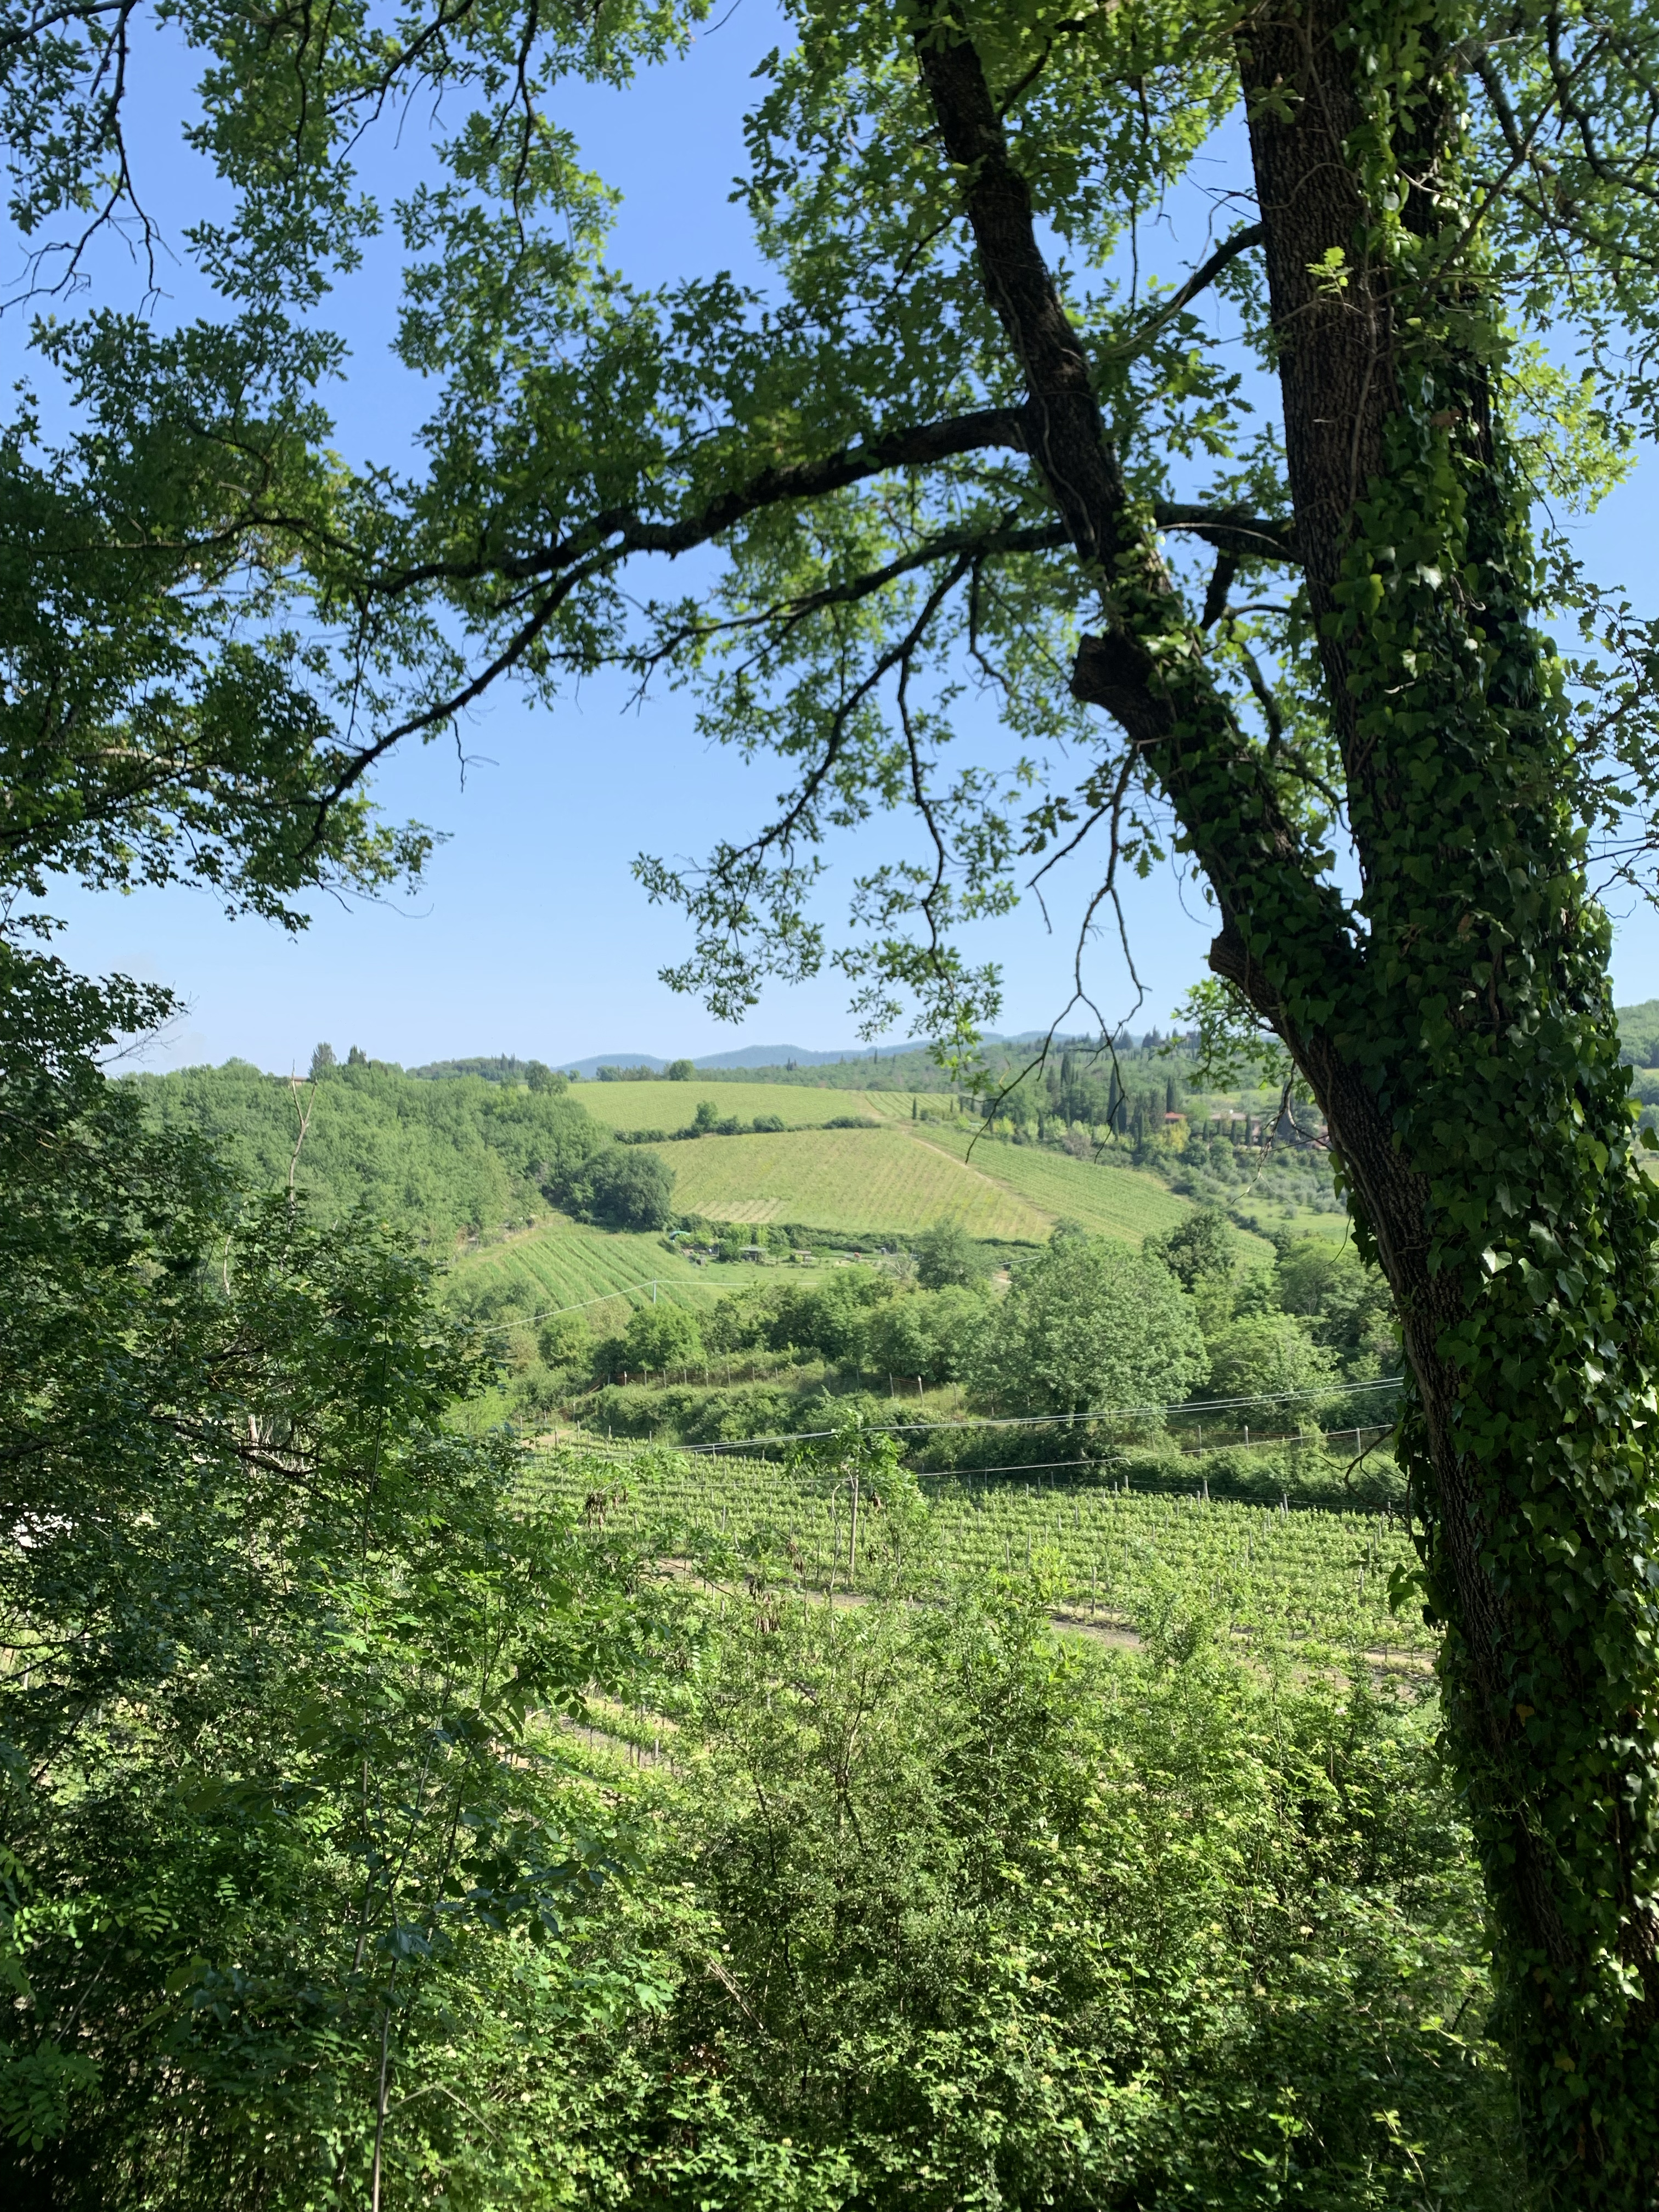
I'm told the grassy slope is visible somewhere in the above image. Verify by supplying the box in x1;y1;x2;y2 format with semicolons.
665;1126;1054;1239
575;1080;933;1130
447;1215;718;1325
445;1120;1197;1318
907;1125;1194;1243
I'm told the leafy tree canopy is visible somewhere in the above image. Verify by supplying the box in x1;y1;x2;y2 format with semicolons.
563;1141;676;1230
1144;1203;1237;1293
914;1216;984;1288
0;938;635;2207
618;1298;704;1370
970;1233;1207;1417
130;1054;608;1245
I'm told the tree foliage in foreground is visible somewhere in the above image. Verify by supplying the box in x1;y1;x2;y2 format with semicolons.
15;0;1659;2186
558;1579;1523;2210
0;943;637;2208
0;939;1521;2207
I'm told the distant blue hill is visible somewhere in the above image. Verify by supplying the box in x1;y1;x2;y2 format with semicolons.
564;1043;870;1077
410;1034;1082;1084
559;1034;1090;1078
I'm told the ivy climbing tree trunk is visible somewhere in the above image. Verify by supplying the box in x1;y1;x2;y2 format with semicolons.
1240;10;1659;2188
919;1;1659;2192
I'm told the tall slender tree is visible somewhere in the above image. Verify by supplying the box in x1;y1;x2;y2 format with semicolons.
11;0;1659;2188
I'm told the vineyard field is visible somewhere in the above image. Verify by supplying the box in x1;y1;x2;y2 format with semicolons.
664;1125;1054;1239
447;1216;716;1323
526;1444;1432;1659
910;1126;1205;1247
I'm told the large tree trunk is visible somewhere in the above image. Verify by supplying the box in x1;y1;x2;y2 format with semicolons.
1238;4;1659;2194
1232;4;1659;2191
912;0;1659;2192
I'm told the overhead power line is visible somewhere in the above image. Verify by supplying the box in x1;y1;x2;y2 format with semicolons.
469;1278;679;1336
562;1374;1408;1458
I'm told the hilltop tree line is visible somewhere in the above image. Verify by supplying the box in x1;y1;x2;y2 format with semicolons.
130;1057;677;1243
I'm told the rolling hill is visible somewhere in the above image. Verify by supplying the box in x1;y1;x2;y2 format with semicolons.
662;1125;1051;1238
658;1120;1193;1246
906;1125;1193;1244
132;1054;1260;1279
445;1216;718;1327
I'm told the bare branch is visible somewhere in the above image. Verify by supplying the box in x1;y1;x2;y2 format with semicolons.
1102;224;1265;361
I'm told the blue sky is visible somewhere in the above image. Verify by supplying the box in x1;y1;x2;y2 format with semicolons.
27;3;1659;1072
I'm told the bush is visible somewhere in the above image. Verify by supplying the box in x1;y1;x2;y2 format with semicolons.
583;1381;799;1443
1205;1312;1338;1416
969;1234;1207;1417
1144;1203;1235;1291
861;1284;991;1385
914;1218;982;1289
769;1267;897;1361
618;1300;703;1372
558;1143;675;1230
595;1589;1520;2208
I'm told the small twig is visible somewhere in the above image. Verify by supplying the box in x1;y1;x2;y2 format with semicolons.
286;1070;319;1193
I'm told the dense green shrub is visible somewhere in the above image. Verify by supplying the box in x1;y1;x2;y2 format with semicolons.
552;1587;1520;2210
586;1381;803;1444
614;1301;704;1373
971;1232;1207;1417
862;1282;992;1385
913;1217;985;1288
1205;1312;1340;1413
0;947;630;2209
558;1143;675;1231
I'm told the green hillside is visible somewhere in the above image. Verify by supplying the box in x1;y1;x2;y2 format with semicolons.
664;1125;1055;1239
1620;1000;1659;1068
445;1216;717;1328
131;1058;1211;1255
128;1058;602;1246
909;1125;1198;1244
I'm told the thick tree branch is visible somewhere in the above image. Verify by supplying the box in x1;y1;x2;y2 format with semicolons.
1102;223;1265;360
913;15;1133;571
365;407;1030;599
913;4;1351;1046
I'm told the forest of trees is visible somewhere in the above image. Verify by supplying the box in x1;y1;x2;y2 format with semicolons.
129;1058;677;1239
490;1209;1398;1482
